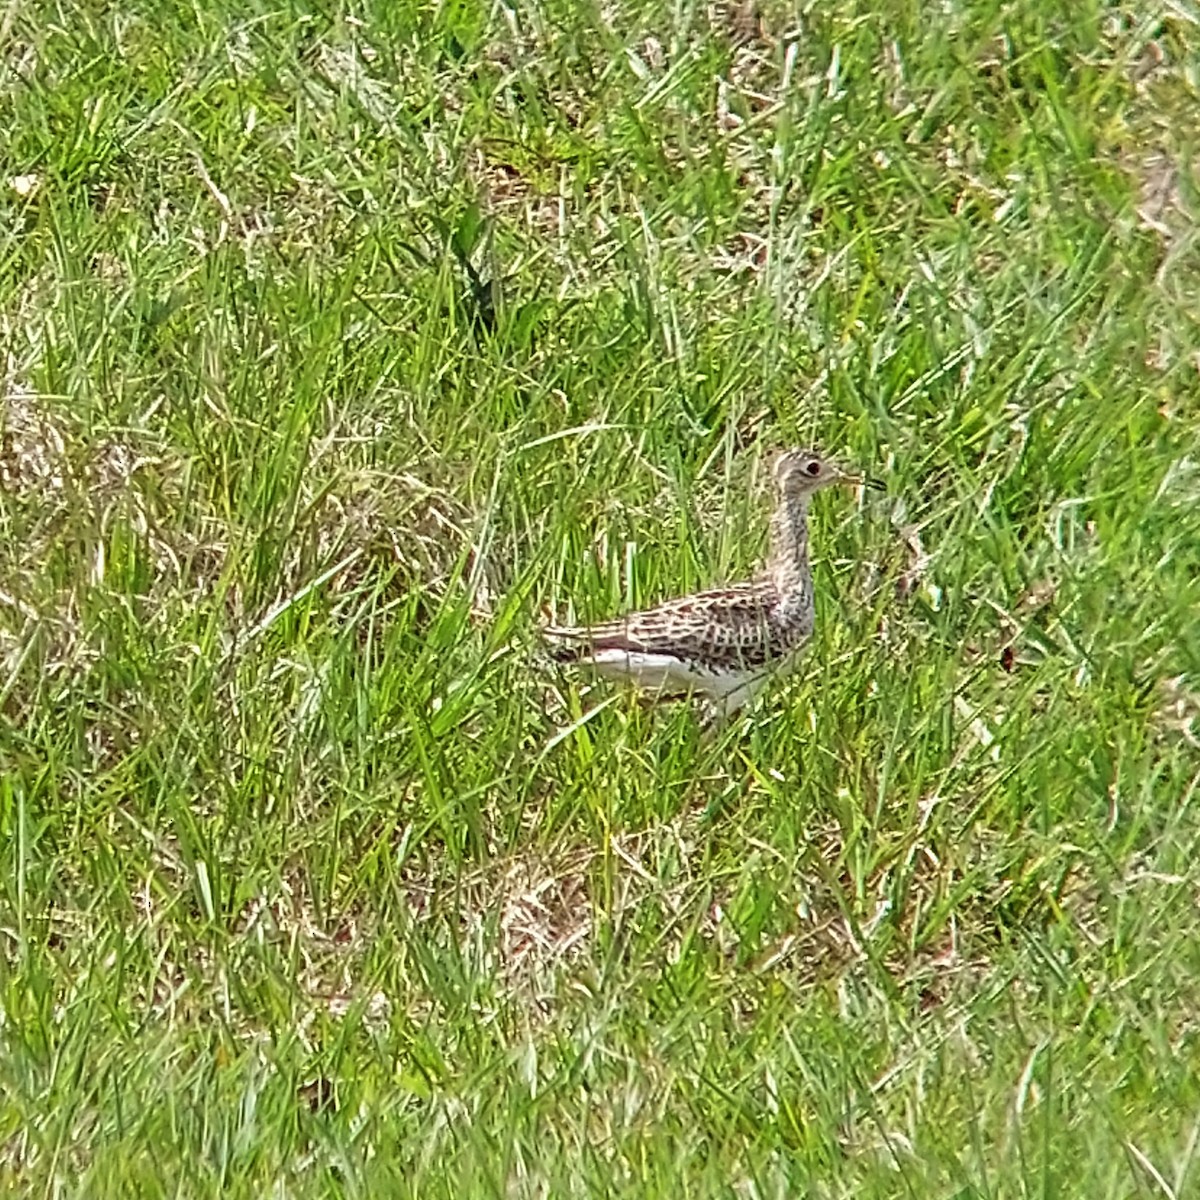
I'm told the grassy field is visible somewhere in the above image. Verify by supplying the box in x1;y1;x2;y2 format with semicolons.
2;0;1200;1194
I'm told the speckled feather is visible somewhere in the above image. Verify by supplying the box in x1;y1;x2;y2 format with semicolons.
543;449;864;717
545;579;812;672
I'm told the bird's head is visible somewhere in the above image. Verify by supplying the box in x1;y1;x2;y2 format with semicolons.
773;448;872;497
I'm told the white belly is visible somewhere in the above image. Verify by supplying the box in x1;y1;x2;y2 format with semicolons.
585;648;764;710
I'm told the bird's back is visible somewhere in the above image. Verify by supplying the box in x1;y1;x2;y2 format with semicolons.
546;578;813;672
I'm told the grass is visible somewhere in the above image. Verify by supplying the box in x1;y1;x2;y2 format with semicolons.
2;0;1200;1194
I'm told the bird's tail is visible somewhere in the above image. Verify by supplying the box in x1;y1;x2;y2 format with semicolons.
542;624;590;662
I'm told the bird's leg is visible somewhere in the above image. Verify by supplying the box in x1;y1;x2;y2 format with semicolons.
698;697;726;737
715;676;766;723
699;682;754;739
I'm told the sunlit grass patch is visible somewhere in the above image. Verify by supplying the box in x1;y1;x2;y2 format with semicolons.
1;0;1199;1195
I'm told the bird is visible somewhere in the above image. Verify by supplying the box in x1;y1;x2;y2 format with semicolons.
544;448;878;722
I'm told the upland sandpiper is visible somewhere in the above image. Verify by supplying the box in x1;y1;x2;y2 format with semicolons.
544;449;877;721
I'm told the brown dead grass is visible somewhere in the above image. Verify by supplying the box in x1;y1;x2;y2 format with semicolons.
302;466;500;619
0;363;497;720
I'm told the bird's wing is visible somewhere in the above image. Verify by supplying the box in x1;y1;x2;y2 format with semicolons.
545;582;792;669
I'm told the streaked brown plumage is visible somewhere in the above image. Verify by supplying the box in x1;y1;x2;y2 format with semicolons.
549;581;788;671
545;448;874;719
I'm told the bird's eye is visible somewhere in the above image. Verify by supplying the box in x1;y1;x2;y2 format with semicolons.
805;461;821;476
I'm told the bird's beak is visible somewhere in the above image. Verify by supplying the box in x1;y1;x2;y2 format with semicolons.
836;468;885;491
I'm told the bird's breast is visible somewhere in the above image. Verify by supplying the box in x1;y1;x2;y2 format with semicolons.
770;593;814;640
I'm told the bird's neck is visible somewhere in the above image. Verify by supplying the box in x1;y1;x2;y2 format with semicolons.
767;491;812;598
